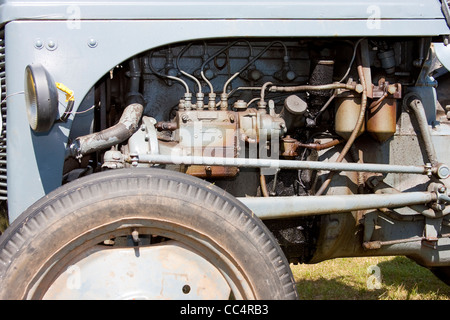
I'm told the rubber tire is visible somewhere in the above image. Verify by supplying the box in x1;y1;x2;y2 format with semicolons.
0;168;298;300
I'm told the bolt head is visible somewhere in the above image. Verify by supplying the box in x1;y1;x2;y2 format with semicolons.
34;39;43;49
46;39;58;51
88;38;98;48
437;164;450;179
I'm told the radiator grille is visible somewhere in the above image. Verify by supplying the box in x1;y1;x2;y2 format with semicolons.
0;29;7;201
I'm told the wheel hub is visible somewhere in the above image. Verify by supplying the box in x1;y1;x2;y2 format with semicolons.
43;241;230;299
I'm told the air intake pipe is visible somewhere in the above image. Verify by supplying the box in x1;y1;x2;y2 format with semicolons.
69;102;144;159
69;58;144;158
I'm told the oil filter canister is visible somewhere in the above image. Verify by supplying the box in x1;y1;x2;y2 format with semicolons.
366;98;397;142
334;95;365;140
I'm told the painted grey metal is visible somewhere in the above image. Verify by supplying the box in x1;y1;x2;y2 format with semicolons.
42;240;230;300
1;0;450;300
3;1;450;222
435;42;450;70
134;153;435;176
238;191;436;220
407;97;439;166
0;0;448;24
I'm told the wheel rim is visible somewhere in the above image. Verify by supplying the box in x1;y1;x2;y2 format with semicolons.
42;241;231;300
27;219;255;300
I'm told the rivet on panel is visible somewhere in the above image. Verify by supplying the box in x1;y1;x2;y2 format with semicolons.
46;39;57;51
34;39;44;50
88;38;98;48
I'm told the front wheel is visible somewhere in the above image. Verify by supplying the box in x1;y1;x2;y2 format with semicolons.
0;168;298;300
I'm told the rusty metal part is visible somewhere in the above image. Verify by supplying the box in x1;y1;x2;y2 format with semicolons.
367;97;397;142
366;78;401;142
174;109;238;178
316;53;368;196
281;135;299;158
155;121;178;131
282;135;343;158
269;82;360;93
70;103;144;158
176;109;237;149
350;145;365;194
300;139;344;151
360;39;373;98
363;237;422;250
184;165;239;178
171;109;240;178
372;80;402;99
368;92;388;110
260;173;270;197
363;233;450;250
334;94;365;140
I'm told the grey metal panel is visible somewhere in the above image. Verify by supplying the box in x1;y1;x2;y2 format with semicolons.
0;0;447;22
4;17;449;222
435;42;450;70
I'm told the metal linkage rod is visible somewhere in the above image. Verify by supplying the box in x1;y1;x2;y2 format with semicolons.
237;192;436;220
133;154;446;177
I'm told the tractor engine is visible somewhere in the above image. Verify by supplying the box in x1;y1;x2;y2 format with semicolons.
64;38;450;265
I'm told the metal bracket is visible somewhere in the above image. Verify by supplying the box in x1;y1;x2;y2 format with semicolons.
422;217;443;249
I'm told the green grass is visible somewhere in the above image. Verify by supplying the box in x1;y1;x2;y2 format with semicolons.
291;256;450;300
